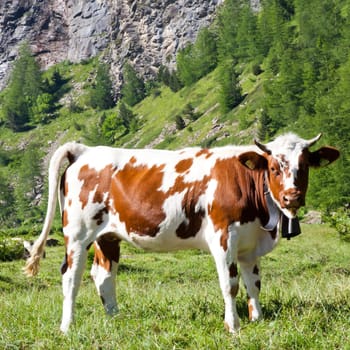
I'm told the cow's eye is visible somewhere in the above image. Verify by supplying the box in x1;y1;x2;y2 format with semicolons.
271;167;280;176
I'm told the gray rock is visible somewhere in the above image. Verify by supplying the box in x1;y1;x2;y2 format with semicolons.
0;0;260;92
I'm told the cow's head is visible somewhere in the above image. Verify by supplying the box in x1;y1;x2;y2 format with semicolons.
238;133;340;218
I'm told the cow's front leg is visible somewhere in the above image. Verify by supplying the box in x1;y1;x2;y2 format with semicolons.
91;235;120;316
240;260;262;322
211;232;240;333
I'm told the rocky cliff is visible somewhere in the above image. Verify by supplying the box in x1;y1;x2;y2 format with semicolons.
0;0;224;90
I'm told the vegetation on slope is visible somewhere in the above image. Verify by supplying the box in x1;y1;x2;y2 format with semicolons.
0;0;349;234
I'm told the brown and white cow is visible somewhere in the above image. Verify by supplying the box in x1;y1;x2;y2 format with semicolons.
24;133;339;333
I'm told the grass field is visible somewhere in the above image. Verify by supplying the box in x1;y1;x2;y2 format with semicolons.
0;224;349;349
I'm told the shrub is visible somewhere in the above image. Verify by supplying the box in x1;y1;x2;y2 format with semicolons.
252;64;263;76
175;115;186;130
326;207;350;242
183;103;201;121
0;238;25;261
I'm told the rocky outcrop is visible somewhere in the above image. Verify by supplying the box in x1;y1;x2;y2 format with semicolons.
0;0;224;90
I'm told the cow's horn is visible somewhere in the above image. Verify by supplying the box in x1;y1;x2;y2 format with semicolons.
306;133;322;147
254;139;271;155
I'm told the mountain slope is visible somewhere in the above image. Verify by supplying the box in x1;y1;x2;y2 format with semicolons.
0;0;223;90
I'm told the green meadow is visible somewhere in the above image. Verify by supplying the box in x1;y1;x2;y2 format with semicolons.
0;224;349;349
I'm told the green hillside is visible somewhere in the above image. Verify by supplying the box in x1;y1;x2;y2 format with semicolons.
0;0;349;235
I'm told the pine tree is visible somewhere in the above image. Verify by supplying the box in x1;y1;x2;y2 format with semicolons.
257;110;272;141
235;3;259;61
176;45;198;86
217;0;242;61
2;42;42;130
218;60;242;113
90;62;115;110
118;101;135;131
194;27;218;76
0;170;15;226
176;26;218;87
13;144;42;223
121;63;146;106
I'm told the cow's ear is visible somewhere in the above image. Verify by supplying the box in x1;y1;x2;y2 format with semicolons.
238;152;268;170
309;147;340;168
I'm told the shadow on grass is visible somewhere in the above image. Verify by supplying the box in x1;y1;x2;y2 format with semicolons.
118;263;149;274
0;275;13;284
0;273;52;292
262;297;349;321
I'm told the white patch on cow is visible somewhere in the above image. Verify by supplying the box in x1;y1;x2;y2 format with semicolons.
214;145;259;159
235;219;278;261
160;162;183;192
183;159;214;183
161;190;188;232
203;179;218;210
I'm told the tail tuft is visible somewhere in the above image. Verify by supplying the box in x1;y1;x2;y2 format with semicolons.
23;254;42;277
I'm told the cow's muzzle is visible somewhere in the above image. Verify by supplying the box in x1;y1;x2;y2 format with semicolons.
281;189;304;214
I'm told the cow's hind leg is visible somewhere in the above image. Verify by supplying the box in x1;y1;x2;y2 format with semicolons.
90;233;120;316
60;238;89;333
240;260;262;322
211;230;240;333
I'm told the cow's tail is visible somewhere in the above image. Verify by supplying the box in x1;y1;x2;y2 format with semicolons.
24;142;87;277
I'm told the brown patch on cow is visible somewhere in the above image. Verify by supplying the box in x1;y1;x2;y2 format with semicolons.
61;236;70;275
78;164;115;210
173;175;209;239
176;208;205;238
248;300;254;321
67;249;74;269
93;234;120;272
230;284;239;297
253;265;259;275
209;157;268;250
195;149;213;158
111;163;166;236
111;162;209;239
220;230;229;251
175;158;193;173
267;158;283;206
229;262;238;278
93;243;110;271
60;254;68;275
62;209;69;227
129;156;137;164
255;280;261;291
61;171;71;227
